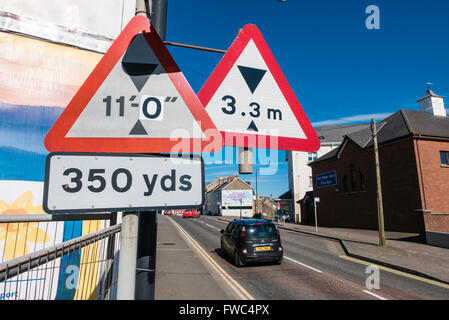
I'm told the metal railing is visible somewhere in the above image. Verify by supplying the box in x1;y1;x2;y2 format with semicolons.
0;213;120;300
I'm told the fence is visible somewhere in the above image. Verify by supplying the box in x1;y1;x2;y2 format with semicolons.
0;213;120;300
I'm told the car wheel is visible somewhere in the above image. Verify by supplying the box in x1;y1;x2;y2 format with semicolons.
234;251;245;267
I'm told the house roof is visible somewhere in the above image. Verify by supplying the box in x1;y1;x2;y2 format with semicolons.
315;123;371;144
277;190;292;200
417;89;444;102
309;109;449;165
207;176;253;193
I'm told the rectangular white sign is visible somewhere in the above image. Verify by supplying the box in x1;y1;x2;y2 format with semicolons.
43;153;204;213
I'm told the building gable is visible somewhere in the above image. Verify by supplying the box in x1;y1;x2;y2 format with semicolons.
222;178;253;191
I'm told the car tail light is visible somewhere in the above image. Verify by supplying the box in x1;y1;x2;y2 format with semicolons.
242;249;248;254
240;231;246;237
256;222;264;225
276;229;280;236
278;247;283;252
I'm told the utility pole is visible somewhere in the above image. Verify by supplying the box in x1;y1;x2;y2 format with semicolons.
371;118;386;247
134;0;167;300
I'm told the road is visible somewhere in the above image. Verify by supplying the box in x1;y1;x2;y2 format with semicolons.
164;214;449;300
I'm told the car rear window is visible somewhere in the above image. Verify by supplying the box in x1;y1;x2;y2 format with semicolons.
245;224;277;237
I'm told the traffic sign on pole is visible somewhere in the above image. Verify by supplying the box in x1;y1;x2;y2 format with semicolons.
44;16;221;154
43;153;205;214
198;24;320;152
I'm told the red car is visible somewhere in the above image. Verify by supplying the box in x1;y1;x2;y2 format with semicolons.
165;210;173;215
182;209;200;218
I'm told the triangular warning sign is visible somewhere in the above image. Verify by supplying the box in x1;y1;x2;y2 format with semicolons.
44;16;221;153
198;24;319;152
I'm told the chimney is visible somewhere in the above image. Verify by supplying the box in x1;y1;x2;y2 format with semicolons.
417;88;446;117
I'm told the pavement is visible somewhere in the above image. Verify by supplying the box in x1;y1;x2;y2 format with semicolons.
154;215;237;300
216;216;449;284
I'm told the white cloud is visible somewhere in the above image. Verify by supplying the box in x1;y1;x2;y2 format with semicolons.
312;112;393;127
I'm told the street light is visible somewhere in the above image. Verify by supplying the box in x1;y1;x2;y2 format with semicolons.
255;168;259;216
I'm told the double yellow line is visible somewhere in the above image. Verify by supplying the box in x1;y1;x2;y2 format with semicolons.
168;217;255;300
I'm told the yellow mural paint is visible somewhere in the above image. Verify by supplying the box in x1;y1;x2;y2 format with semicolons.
0;191;49;261
0;31;102;107
73;219;105;300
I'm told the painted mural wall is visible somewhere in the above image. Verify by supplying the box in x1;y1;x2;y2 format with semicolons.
0;0;134;299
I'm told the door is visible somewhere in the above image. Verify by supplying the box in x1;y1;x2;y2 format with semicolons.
229;223;242;252
222;222;235;253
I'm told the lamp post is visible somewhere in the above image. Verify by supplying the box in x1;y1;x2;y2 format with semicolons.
255;168;259;216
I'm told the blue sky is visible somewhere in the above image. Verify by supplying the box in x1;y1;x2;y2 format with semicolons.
165;0;449;197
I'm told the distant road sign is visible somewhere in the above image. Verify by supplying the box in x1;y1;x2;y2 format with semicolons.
44;16;220;154
43;153;204;213
198;24;319;151
316;171;337;188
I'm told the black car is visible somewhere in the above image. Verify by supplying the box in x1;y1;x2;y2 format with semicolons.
220;219;283;266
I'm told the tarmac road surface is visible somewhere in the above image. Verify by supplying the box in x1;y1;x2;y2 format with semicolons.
156;215;449;300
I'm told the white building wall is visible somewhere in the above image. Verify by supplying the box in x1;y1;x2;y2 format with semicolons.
288;144;339;223
221;208;252;218
419;96;447;117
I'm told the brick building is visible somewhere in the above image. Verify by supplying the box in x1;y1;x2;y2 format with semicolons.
308;90;449;248
204;175;254;217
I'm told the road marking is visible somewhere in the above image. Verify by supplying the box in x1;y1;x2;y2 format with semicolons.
363;290;387;300
204;223;220;231
168;217;255;300
204;217;228;224
339;255;449;290
284;256;323;273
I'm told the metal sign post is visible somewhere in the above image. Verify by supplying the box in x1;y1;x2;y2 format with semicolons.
117;211;139;300
314;197;319;233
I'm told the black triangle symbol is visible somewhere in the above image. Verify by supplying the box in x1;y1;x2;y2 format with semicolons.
237;65;267;94
247;120;258;132
122;63;157;92
122;34;159;92
129;120;148;135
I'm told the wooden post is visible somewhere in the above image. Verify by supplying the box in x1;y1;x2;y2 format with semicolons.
371;118;386;247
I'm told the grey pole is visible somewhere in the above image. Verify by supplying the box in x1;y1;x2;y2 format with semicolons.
134;0;167;300
150;0;167;40
236;25;253;176
239;147;253;174
116;212;139;299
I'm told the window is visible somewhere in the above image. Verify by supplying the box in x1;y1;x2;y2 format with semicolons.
350;164;356;192
308;152;318;161
343;175;348;193
360;171;366;191
225;222;235;233
246;223;277;237
232;224;242;236
441;151;449;165
309;176;313;187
